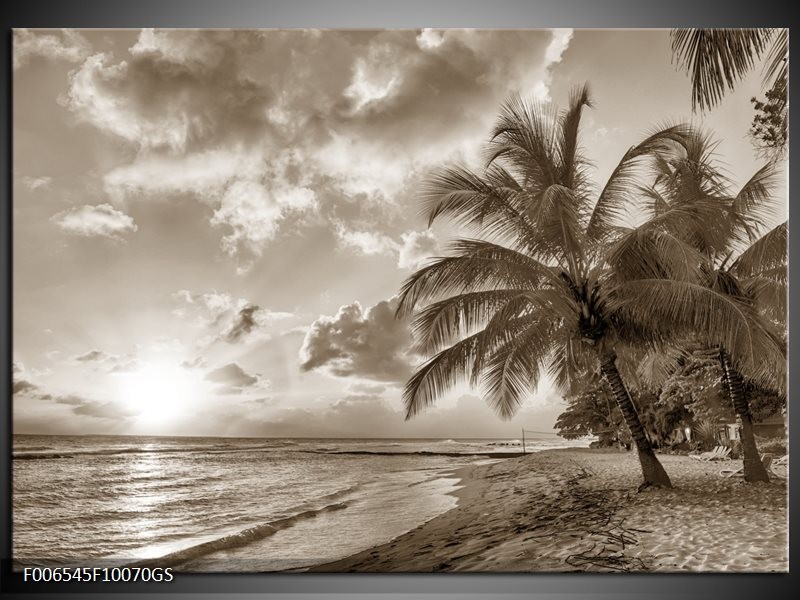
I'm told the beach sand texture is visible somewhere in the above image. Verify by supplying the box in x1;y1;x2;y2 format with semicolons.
308;448;787;573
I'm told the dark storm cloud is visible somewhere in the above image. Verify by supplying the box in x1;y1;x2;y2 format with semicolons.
205;362;260;394
299;297;414;382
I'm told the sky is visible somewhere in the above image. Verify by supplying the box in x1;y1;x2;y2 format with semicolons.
12;28;787;438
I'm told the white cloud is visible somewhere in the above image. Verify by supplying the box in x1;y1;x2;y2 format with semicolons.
104;148;316;256
397;230;440;270
532;28;574;101
344;57;400;112
173;289;296;345
211;179;284;256
13;29;91;70
63;53;196;153
51;204;137;240
334;223;399;257
103;147;263;201
130;28;225;69
300;297;415;382
21;176;52;191
416;29;445;50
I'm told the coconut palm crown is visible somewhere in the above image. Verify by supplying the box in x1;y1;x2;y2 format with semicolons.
395;84;785;489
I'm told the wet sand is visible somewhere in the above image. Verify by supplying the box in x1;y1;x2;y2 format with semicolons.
306;448;788;572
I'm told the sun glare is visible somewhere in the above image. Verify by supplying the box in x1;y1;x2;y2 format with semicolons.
115;362;203;427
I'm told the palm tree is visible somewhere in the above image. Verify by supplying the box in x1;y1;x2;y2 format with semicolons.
624;131;787;481
396;85;784;490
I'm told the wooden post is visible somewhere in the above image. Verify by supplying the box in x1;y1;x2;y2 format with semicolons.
522;429;526;455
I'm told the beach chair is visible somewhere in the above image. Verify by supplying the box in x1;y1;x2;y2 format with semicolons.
769;455;788;479
691;446;729;461
690;445;722;461
720;453;773;478
709;446;731;461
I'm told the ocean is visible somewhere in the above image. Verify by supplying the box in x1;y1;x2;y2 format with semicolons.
12;434;586;572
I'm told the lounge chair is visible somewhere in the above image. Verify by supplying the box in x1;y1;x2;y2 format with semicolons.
769;455;788;479
720;453;773;478
691;446;731;462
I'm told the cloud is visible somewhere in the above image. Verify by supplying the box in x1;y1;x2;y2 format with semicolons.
74;349;111;363
532;28;573;101
13;379;38;394
60;30;563;261
220;304;260;343
13;29;91;70
334;223;399;257
205;362;262;394
51;204;137;240
173;289;295;344
21;176;52;191
108;358;142;373
300;296;415;382
181;356;208;369
416;29;445;50
345;381;388;395
397;230;440;269
62;32;272;153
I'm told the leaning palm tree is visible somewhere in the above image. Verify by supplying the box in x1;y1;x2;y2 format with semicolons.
396;85;785;490
630;136;787;481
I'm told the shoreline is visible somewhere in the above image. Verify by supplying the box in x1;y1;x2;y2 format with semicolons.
305;448;788;573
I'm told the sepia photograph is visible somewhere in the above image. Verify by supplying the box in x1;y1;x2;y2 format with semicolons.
12;27;788;573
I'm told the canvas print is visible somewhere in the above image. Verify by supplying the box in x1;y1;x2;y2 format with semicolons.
12;28;788;573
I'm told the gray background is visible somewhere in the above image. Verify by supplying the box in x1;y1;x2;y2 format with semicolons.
0;0;795;598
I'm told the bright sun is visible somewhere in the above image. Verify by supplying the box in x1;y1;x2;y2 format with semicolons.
115;362;203;427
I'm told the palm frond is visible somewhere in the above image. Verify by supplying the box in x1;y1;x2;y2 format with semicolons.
730;221;787;279
557;83;593;194
487;94;561;187
609;278;785;390
395;240;550;318
547;333;597;395
729;162;781;243
422;165;559;258
410;289;532;355
480;323;557;419
762;28;788;91
403;331;485;420
605;227;704;283
741;277;787;324
671;28;773;111
586;123;694;241
403;316;539;419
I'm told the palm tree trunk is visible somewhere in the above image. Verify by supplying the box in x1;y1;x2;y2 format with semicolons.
598;350;672;489
719;351;770;483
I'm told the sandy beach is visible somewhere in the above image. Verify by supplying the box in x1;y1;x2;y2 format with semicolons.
307;448;788;572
